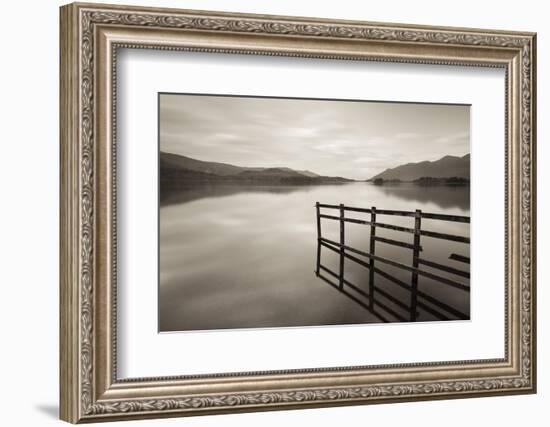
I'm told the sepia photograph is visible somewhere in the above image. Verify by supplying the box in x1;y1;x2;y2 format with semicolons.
57;4;536;420
159;93;471;332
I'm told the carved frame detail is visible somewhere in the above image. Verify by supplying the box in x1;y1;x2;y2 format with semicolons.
60;2;536;423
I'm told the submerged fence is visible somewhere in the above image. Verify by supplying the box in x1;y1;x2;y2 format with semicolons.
315;202;470;323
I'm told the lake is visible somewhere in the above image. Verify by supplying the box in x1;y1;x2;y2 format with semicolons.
159;182;470;332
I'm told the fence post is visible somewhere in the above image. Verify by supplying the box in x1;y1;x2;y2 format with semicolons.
410;209;422;321
315;202;321;276
368;206;376;309
339;204;345;290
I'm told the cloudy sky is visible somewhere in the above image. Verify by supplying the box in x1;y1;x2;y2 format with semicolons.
160;93;470;180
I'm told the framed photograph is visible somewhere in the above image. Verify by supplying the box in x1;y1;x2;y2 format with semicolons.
60;2;537;423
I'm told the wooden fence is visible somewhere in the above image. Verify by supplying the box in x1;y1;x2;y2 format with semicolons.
315;202;470;323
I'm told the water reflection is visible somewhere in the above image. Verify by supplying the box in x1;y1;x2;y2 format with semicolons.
377;183;469;210
161;182;469;210
161;183;315;206
159;182;470;332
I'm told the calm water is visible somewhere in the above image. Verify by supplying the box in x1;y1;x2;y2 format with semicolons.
159;183;470;332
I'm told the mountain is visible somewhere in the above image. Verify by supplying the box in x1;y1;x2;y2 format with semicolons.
160;151;258;176
160;152;319;178
160;151;351;186
277;168;320;178
235;168;350;184
369;154;470;182
237;168;310;179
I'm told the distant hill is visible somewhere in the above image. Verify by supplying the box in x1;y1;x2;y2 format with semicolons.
160;151;351;186
237;168;309;180
275;167;320;178
369;154;470;182
160;152;319;178
160;151;258;176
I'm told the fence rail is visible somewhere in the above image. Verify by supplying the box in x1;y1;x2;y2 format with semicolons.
315;202;470;323
317;203;470;223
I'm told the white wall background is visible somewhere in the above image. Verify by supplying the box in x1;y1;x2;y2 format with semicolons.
0;0;545;426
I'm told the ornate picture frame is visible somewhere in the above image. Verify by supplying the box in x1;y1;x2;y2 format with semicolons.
60;2;536;423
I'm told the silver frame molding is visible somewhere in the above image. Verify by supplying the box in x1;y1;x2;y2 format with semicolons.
60;2;537;423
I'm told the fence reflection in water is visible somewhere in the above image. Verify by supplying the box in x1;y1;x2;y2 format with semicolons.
315;202;470;323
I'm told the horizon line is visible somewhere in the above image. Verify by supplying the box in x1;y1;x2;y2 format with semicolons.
160;149;470;180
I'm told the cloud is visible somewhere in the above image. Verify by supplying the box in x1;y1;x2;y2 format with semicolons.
160;94;470;179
